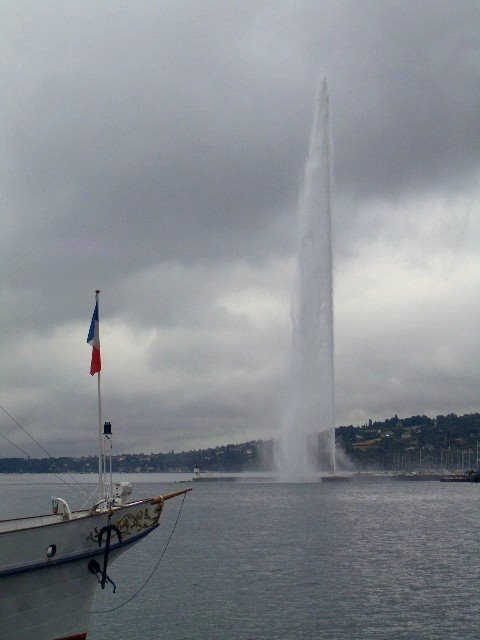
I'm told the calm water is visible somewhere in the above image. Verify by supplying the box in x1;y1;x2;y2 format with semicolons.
1;475;479;639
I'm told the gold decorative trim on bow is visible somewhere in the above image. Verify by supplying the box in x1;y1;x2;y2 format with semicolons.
88;503;163;542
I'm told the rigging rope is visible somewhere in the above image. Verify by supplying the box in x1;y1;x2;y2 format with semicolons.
80;485;102;511
0;402;90;498
91;491;187;613
0;432;32;459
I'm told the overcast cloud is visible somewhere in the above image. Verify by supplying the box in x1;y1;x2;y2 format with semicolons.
1;1;479;456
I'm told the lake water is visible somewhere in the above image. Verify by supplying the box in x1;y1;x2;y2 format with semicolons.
1;474;479;639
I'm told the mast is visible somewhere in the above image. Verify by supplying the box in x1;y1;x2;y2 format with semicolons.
87;289;104;504
97;375;104;501
103;421;113;501
95;290;104;504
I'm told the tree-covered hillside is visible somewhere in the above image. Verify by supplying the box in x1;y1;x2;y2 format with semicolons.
0;413;479;473
337;413;480;471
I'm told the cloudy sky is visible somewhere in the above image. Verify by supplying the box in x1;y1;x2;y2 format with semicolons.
1;1;479;457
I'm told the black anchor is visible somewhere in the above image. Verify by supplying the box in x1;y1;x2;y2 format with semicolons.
91;523;122;591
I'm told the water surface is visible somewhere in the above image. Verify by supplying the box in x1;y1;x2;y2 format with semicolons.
2;476;478;639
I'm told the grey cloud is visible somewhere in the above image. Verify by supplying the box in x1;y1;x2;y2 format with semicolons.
1;1;479;454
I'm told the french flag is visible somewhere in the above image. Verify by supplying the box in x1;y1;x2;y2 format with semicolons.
87;293;101;376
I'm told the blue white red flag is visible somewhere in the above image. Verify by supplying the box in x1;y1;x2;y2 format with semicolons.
87;299;101;376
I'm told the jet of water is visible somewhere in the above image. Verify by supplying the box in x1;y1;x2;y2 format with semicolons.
278;78;335;481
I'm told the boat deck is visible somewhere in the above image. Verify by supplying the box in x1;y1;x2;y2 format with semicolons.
0;510;90;534
0;497;153;534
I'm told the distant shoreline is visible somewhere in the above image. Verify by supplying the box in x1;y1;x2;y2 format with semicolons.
0;411;479;474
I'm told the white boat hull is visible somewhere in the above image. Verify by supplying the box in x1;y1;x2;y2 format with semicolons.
1;556;101;640
0;497;164;640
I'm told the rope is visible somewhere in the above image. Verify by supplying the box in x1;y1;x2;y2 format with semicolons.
80;485;102;511
0;432;32;459
91;491;187;613
0;402;90;498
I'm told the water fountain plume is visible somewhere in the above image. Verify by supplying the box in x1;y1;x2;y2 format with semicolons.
278;78;335;481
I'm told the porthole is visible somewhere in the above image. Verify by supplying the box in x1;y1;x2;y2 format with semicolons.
46;544;56;558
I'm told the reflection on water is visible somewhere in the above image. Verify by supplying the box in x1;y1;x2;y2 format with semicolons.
2;476;479;639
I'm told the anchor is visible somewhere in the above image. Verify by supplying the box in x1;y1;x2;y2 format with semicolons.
89;523;122;592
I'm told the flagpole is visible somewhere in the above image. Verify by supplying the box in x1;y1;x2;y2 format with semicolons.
98;373;104;503
95;290;104;504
